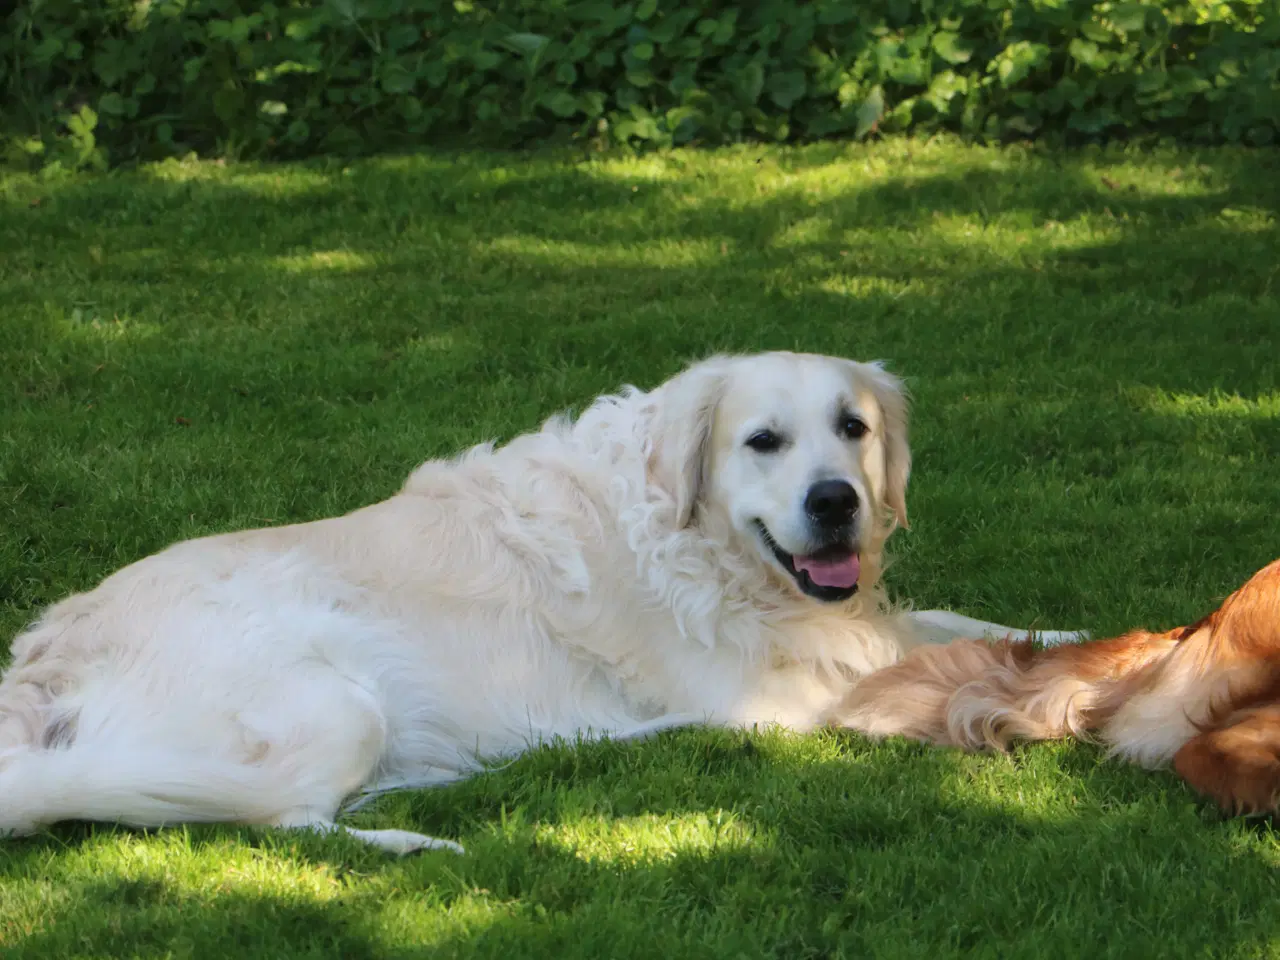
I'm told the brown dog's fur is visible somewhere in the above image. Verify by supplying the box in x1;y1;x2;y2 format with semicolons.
832;559;1280;815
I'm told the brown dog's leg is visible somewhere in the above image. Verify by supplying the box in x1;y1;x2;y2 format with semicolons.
1173;705;1280;815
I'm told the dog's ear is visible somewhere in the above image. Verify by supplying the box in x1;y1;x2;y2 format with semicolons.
859;361;912;532
649;359;728;528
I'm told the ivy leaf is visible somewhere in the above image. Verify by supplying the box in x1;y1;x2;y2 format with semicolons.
327;0;356;20
931;30;967;64
926;70;966;110
469;50;502;70
541;90;579;117
1068;38;1106;69
818;4;856;25
767;69;806;109
384;25;421;52
66;105;98;137
855;85;884;138
503;32;549;56
889;53;929;85
1109;3;1148;33
931;30;973;65
993;41;1049;87
380;64;415;94
98;92;127;116
212;88;243;123
735;62;764;104
1080;20;1113;42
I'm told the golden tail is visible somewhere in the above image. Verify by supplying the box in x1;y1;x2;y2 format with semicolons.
833;559;1280;814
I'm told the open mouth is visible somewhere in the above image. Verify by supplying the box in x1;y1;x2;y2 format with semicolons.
754;521;861;602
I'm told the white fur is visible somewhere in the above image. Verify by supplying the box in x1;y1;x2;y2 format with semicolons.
908;610;1088;648
0;351;1060;854
1101;626;1239;769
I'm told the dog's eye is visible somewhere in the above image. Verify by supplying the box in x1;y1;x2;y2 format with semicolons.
840;415;868;440
745;430;783;453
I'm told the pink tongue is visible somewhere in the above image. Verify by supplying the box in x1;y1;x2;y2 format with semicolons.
793;553;861;588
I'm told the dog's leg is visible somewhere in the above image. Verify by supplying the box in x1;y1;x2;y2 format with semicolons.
905;609;1090;647
273;809;465;855
0;655;465;856
249;667;466;856
1172;705;1280;816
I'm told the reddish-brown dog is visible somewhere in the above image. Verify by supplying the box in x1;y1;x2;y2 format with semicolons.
834;559;1280;815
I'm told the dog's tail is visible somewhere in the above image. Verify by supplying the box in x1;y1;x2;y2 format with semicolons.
836;559;1280;781
835;625;1186;751
0;743;312;837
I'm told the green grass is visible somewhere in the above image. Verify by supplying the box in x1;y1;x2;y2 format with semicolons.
2;138;1279;958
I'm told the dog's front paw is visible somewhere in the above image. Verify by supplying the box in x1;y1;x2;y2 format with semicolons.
344;826;466;855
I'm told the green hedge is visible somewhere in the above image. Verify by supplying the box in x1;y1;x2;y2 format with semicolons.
4;0;1277;172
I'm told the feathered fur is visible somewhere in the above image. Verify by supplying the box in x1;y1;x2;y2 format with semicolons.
0;350;1084;853
832;559;1280;815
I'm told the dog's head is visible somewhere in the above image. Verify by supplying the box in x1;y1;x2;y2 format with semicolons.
650;351;910;604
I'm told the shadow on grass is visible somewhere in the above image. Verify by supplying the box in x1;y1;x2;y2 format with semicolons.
0;143;1275;632
3;142;1276;631
1;730;1276;958
1;875;398;959
4;144;1276;391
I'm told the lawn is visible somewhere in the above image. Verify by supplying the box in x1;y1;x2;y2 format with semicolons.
1;138;1278;958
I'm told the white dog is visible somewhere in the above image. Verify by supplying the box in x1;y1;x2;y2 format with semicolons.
0;352;1082;854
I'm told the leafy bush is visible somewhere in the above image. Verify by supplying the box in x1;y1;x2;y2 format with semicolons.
3;0;1277;172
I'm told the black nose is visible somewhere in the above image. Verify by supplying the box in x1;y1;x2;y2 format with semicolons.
805;480;858;527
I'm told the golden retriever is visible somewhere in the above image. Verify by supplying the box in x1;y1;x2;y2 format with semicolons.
0;351;1084;853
